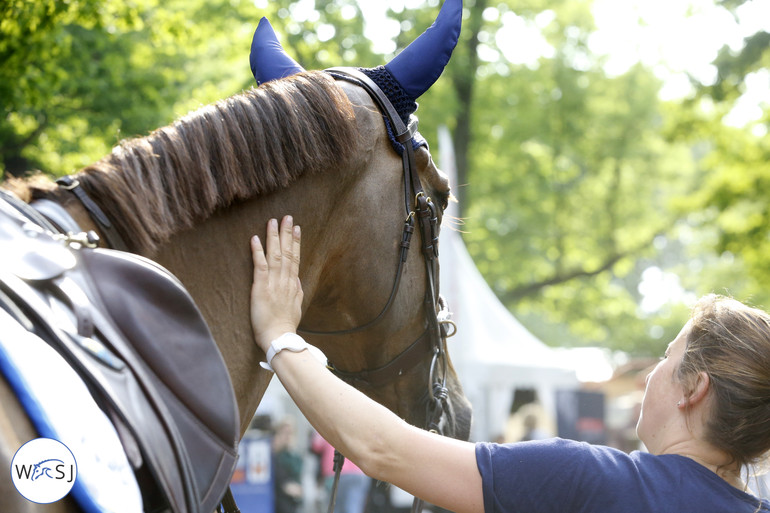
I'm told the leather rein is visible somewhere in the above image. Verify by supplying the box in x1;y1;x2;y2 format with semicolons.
314;68;457;513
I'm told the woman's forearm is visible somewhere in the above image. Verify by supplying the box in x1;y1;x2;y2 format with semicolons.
269;345;484;513
270;345;415;480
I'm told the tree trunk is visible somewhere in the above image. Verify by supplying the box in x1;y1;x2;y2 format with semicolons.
449;0;486;217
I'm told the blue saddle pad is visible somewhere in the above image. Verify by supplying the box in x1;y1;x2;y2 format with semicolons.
0;306;143;512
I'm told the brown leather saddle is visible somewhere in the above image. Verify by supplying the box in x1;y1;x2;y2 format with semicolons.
0;190;239;513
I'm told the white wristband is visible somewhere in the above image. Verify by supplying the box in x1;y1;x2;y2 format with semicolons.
260;333;324;372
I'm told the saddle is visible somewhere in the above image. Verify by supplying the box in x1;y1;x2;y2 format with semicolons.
0;191;239;513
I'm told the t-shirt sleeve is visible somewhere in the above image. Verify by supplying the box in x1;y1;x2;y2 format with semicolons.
475;439;770;513
475;438;629;513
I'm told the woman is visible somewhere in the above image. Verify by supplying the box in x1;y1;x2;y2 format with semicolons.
272;418;304;513
250;216;770;513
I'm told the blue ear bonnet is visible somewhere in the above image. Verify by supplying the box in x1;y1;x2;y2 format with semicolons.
250;0;462;156
357;66;428;154
250;17;304;85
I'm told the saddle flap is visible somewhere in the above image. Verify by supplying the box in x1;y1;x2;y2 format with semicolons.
0;192;240;513
72;247;240;512
80;248;239;447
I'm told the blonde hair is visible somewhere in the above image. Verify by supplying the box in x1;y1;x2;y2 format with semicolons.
678;294;770;469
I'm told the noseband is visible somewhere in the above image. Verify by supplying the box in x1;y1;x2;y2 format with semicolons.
303;67;455;513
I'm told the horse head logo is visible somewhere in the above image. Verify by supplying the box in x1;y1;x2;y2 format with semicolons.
31;459;65;481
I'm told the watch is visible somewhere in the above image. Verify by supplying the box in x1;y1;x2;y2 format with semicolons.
260;333;312;372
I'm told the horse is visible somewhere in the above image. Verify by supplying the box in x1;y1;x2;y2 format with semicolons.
0;0;471;511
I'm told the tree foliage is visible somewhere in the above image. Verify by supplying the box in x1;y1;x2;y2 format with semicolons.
673;0;770;308
1;0;255;176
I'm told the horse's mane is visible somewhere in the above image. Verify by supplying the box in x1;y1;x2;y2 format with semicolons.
9;70;357;255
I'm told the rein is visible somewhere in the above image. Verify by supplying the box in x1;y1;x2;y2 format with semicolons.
317;67;456;513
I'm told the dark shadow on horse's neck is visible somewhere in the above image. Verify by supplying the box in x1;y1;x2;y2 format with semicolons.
11;71;359;258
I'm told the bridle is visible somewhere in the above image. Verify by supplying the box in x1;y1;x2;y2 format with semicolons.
304;67;456;422
304;67;458;513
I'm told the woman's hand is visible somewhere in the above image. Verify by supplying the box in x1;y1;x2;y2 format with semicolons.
250;215;303;353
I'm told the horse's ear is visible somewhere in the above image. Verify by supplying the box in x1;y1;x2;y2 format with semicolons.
384;0;463;100
250;17;306;85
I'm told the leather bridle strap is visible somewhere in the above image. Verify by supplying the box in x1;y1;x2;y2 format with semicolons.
318;66;447;389
326;450;346;513
294;67;423;340
325;67;420;215
55;176;130;252
326;327;433;388
298;219;414;337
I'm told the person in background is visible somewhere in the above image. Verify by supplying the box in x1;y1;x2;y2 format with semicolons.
250;216;770;513
272;418;304;513
311;431;371;513
518;413;549;443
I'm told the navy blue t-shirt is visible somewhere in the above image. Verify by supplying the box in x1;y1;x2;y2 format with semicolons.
476;438;770;513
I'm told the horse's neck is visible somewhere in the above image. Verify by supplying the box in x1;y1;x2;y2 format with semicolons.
148;175;352;436
148;203;267;436
40;166;354;436
40;181;267;435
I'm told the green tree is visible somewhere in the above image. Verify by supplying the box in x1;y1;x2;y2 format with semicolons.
0;0;272;178
266;0;380;70
416;0;767;355
414;0;699;354
0;0;394;180
705;0;769;104
665;0;770;308
0;0;126;176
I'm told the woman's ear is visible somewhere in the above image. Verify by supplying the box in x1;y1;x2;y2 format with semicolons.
681;371;710;407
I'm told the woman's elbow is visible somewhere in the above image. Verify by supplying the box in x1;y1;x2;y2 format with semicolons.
352;423;416;483
352;432;395;479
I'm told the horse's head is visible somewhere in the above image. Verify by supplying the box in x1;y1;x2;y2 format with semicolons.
250;0;472;440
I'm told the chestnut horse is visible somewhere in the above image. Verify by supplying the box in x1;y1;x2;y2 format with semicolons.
0;1;471;511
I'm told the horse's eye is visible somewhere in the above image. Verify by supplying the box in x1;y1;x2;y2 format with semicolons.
436;191;449;212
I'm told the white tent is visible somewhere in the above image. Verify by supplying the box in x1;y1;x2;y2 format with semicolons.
437;127;578;442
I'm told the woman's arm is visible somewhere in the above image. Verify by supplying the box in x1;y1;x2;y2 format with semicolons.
250;216;484;513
